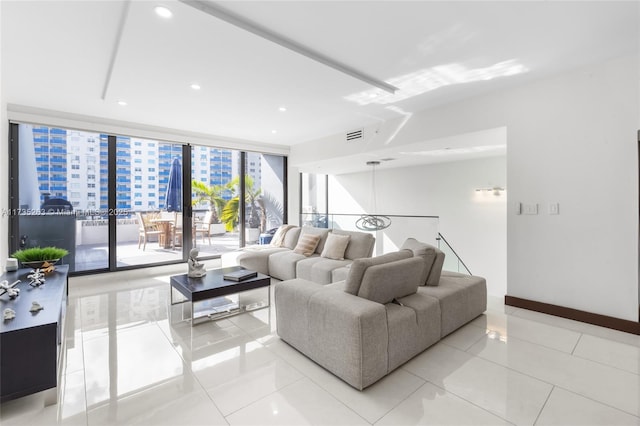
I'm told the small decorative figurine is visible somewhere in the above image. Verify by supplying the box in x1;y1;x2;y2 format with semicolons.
188;248;206;278
3;308;16;320
0;280;21;299
29;301;44;313
27;269;46;287
40;261;56;274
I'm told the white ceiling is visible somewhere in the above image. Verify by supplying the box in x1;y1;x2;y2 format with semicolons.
1;1;638;150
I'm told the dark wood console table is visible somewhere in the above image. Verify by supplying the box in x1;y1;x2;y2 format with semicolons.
0;265;68;405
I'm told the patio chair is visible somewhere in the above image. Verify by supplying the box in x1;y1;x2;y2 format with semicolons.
172;212;183;248
136;212;163;250
193;210;215;245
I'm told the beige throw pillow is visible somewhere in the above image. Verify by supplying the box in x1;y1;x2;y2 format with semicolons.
321;233;351;260
293;233;321;256
271;224;295;247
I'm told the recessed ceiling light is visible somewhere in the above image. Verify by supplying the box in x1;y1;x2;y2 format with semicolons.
271;130;277;134
190;83;201;90
154;6;173;18
117;100;127;106
278;106;287;112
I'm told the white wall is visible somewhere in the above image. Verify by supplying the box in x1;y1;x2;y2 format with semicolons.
328;156;507;297
291;54;639;322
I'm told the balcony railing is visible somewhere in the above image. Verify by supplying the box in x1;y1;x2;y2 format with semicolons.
300;213;471;275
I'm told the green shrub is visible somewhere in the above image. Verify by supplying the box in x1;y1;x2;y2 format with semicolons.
11;247;69;262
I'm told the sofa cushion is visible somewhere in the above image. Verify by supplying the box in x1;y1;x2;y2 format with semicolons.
236;246;288;275
427;250;446;286
400;238;444;286
400;238;435;285
343;250;412;295
333;229;375;260
418;272;487;337
357;257;426;304
294;233;321;256
271;224;296;247
297;257;352;284
282;227;301;250
321;233;351;260
331;266;350;283
269;250;311;280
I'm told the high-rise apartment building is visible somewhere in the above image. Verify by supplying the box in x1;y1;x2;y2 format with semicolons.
29;126;234;212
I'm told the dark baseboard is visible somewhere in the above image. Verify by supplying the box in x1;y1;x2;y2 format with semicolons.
504;296;640;336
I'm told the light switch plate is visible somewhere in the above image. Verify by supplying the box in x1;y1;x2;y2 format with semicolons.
549;203;559;215
523;203;538;215
514;202;522;215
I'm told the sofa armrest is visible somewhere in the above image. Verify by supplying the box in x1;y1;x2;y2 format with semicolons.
275;278;388;390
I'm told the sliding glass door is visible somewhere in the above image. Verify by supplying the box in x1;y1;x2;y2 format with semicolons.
114;136;185;267
9;122;287;274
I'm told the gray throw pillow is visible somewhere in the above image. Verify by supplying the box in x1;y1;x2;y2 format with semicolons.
357;257;425;304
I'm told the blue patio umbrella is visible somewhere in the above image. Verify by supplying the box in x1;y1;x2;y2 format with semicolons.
164;157;182;212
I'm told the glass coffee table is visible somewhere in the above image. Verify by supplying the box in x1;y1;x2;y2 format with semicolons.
170;266;271;325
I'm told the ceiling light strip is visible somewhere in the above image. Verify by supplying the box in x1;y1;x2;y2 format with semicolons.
101;0;131;100
179;0;398;94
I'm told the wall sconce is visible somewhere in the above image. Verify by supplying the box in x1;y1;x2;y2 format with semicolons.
475;186;505;196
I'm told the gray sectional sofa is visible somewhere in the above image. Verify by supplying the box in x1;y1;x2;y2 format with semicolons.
223;226;375;284
275;238;487;390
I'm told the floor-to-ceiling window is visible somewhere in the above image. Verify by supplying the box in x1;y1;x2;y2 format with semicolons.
300;172;328;227
9;122;287;275
244;153;286;243
14;123;109;272
190;145;239;257
115;136;185;267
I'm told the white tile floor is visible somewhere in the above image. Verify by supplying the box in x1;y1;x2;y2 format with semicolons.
1;262;639;425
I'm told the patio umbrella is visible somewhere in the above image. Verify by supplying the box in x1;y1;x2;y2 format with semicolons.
164;157;182;212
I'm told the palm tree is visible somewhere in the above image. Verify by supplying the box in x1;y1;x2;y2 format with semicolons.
220;175;265;232
191;180;226;223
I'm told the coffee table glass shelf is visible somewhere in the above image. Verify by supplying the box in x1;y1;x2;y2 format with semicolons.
170;266;270;325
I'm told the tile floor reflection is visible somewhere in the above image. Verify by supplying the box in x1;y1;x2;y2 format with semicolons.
1;262;639;425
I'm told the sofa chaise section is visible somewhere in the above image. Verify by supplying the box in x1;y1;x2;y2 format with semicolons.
275;238;486;390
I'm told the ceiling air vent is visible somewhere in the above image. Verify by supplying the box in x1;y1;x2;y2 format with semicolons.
346;129;364;142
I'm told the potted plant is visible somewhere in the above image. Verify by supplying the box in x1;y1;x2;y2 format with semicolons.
191;180;227;235
11;246;69;269
220;175;265;243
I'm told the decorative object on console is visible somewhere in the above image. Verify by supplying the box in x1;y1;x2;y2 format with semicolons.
11;246;68;270
27;270;46;287
0;280;21;299
29;301;44;313
356;161;391;231
5;258;18;272
188;248;207;278
3;308;16;321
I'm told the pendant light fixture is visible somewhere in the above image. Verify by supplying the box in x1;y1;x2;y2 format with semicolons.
356;161;391;231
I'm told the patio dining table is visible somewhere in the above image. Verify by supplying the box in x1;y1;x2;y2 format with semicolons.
150;218;175;249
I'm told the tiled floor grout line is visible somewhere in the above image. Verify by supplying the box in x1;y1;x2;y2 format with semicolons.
532;385;555;425
420;378;516;425
259;339;377;424
551;384;640;420
221;376;305;421
466;334;640;418
571;332;583;355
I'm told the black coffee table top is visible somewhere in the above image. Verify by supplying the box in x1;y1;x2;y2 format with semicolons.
170;266;270;302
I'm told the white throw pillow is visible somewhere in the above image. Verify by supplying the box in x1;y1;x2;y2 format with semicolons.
320;233;351;260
